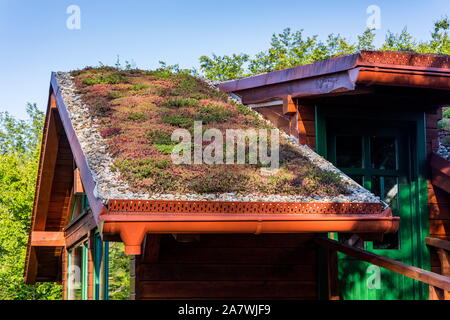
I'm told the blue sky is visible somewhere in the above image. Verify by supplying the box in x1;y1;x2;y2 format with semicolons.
0;0;449;119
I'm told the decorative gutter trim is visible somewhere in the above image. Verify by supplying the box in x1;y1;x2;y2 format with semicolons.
106;199;384;215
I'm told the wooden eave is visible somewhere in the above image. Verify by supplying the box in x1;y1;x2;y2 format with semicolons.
24;73;107;284
218;51;450;104
100;199;399;255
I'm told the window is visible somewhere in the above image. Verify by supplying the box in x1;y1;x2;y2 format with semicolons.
67;242;88;300
335;136;363;168
71;194;88;220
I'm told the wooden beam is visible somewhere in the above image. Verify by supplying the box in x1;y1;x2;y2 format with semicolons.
31;231;65;247
282;95;296;114
315;237;450;292
34;108;59;230
73;168;84;194
426;237;450;252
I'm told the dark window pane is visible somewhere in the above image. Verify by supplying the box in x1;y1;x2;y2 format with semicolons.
371;176;399;211
371;176;400;249
371;137;397;170
336;136;362;168
348;175;363;186
373;232;400;250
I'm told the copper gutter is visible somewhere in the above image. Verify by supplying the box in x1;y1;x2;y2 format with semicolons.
101;199;399;255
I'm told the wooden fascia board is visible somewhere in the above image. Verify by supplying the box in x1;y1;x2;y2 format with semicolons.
356;67;450;90
232;69;358;104
64;211;97;249
24;84;58;284
31;231;65;247
218;53;359;93
50;73;107;222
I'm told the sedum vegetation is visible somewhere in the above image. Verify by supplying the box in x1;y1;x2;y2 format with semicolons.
71;66;348;197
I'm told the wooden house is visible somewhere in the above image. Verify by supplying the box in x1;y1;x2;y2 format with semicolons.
24;51;450;300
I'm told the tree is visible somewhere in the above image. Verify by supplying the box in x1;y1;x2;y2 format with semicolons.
199;53;249;81
199;18;450;81
0;103;62;300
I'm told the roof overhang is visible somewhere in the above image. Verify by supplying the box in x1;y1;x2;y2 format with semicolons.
100;199;399;254
218;51;450;104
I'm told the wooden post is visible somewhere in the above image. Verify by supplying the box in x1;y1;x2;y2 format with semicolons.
437;249;450;300
327;248;340;300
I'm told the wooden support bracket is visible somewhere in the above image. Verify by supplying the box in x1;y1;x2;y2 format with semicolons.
31;231;65;247
282;95;296;115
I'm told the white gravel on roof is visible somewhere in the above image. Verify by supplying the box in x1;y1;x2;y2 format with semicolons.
55;72;382;204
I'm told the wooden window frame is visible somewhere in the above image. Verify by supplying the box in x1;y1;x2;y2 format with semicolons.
67;241;89;300
93;233;109;300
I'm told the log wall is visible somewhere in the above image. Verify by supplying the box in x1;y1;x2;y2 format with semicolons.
135;234;318;300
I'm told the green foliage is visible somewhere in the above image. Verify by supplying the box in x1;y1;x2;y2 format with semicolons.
161;113;194;128
428;17;450;54
155;144;175;154
199;18;450;81
107;242;130;300
129;83;149;91
146;129;173;145
195;105;232;124
443;108;450;118
381;27;417;52
0;104;44;155
442;135;450;146
162;98;200;108
357;28;376;51
438;119;450;131
82;72;127;85
190;170;246;193
126;112;147;121
199;53;250;81
114;158;171;181
0;104;62;300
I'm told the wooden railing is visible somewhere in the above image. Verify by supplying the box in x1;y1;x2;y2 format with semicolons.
426;237;450;299
315;237;450;299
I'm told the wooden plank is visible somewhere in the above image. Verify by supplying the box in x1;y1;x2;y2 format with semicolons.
315;237;450;291
161;234;314;248
426;237;450;251
141;234;161;263
31;231;65;246
327;248;339;300
34;111;59;231
282;95;296;114
157;247;316;265
428;203;450;219
137;281;316;299
74;168;84;194
65;212;97;249
430;220;450;236
138;264;315;281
